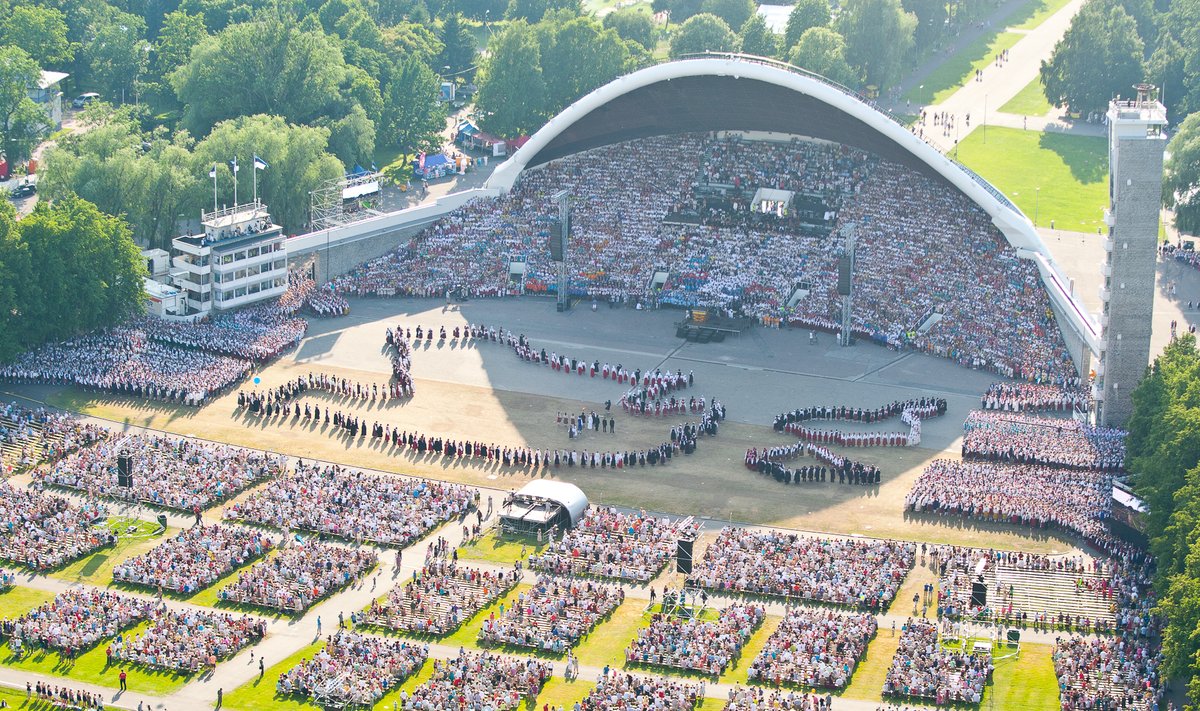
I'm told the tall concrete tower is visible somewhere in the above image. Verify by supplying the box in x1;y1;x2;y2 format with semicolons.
1098;84;1167;426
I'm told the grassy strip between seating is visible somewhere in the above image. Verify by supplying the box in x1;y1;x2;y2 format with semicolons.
954;126;1108;233
0;620;192;696
223;640;439;711
456;531;545;565
999;77;1055;117
0;585;56;618
986;641;1060;710
904;31;1024;105
49;518;171;587
719;614;782;686
840;629;900;702
574;597;652;669
358;584;535;651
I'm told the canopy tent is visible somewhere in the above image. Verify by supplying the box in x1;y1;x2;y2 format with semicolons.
499;480;589;536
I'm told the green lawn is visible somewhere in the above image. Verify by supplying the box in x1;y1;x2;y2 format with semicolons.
1010;0;1075;30
720;615;782;685
51;518;170;587
842;629;900;701
0;620;192;695
0;585;56;618
955;126;1108;232
456;531;544;565
999;77;1054;117
906;31;1024;106
574;598;649;668
988;642;1060;710
224;640;437;711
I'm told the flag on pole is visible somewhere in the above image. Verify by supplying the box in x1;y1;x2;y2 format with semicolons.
253;155;268;171
209;164;216;178
229;157;239;173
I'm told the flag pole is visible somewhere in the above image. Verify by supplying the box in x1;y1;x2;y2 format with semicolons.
212;165;218;213
253;153;258;206
232;157;238;207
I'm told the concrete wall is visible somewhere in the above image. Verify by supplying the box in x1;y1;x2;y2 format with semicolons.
286;188;500;283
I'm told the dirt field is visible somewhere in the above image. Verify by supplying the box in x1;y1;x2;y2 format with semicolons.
21;296;1085;556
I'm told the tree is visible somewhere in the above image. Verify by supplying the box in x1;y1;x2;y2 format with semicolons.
0;46;46;166
1126;335;1200;698
475;21;546;137
603;6;656;51
1159;0;1200;121
382;54;445;156
437;13;477;77
154;11;209;79
541;16;629;113
192;114;345;233
653;0;704;23
0;5;74;69
902;0;946;47
0;200;30;361
738;14;778;57
324;103;376;168
84;6;150;101
39;104;202;249
381;21;442;63
783;0;830;52
1146;33;1187;119
669;13;735;58
169;10;374;137
505;0;579;22
837;0;915;89
1040;0;1145;115
699;0;754;32
16;194;146;345
787;27;860;86
1164;113;1200;236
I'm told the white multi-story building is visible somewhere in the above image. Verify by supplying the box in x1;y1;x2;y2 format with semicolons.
170;201;287;315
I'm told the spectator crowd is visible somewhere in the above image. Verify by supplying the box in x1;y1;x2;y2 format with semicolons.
689;528;914;610
224;461;474;547
882;619;991;704
113;524;274;594
626;604;766;676
961;411;1126;470
529;508;700;582
746;608;876;689
277;630;426;707
37;434;286;511
218;540;376;611
478;575;624;652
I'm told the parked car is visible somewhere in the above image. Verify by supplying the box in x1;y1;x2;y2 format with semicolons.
72;92;100;108
9;182;35;198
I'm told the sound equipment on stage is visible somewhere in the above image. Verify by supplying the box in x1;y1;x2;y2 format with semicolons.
837;255;852;296
548;217;568;262
970;581;987;608
117;456;133;488
675;538;694;574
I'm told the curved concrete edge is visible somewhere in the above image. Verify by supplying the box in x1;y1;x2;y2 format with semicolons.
485;57;1101;356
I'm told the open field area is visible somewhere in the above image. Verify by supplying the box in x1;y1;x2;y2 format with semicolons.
955;126;1107;232
998;77;1054;117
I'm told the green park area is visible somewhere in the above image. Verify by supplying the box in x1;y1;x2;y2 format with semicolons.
904;0;1073;106
1000;77;1055;117
955;126;1108;233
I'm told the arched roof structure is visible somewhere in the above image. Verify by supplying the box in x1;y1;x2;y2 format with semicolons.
486;55;1101;355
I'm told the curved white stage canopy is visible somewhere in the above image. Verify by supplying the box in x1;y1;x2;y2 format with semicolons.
487;55;1101;356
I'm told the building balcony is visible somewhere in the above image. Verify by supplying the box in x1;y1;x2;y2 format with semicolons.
1101;311;1111;328
1099;285;1111;302
1104;208;1115;227
1101;261;1113;278
1103;235;1114;253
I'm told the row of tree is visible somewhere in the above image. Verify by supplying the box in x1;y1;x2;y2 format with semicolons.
40;106;346;244
1127;334;1200;704
1041;0;1200;121
0;195;145;361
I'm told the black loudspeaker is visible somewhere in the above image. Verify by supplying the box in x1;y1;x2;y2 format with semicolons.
547;219;564;262
556;302;566;312
970;582;987;608
156;514;168;530
675;538;694;575
836;255;852;296
117;456;133;488
1006;629;1021;644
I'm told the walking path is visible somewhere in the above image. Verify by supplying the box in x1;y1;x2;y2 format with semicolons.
892;0;1094;153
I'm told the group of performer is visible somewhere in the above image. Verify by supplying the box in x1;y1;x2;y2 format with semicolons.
745;443;882;485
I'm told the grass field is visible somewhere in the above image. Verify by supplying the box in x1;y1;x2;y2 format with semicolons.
456;531;544;564
0;586;56;617
999;77;1054;117
50;518;169;587
906;31;1025;105
954;126;1107;232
